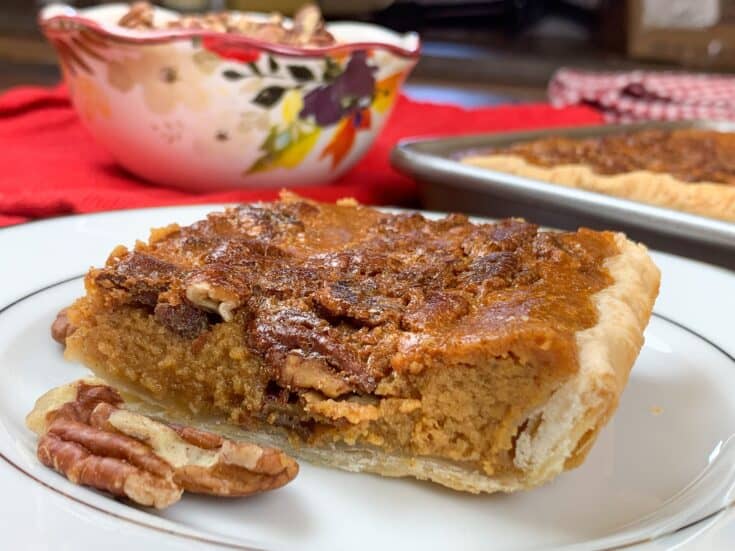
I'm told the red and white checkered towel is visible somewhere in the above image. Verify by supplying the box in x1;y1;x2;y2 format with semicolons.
548;68;735;122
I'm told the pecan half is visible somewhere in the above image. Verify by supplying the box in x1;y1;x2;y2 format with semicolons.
154;302;211;339
185;279;240;322
51;308;77;345
26;379;298;509
278;353;352;398
118;1;155;29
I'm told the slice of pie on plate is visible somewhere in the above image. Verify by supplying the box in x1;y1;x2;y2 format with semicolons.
54;194;660;493
462;128;735;222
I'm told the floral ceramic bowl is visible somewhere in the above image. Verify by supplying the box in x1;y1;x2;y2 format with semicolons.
39;3;420;191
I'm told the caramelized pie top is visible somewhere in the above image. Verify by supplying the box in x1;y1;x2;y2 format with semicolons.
88;196;618;397
491;129;735;185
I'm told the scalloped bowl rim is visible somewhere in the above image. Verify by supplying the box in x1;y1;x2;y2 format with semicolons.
39;2;421;59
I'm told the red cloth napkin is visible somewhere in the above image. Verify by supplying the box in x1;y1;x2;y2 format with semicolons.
0;85;602;227
549;68;735;123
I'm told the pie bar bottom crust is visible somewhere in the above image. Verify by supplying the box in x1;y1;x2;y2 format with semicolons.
462;154;735;222
59;197;660;493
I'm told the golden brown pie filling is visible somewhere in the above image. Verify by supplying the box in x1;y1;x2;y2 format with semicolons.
63;196;619;478
491;129;735;185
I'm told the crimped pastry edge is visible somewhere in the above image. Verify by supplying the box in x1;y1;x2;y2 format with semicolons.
510;233;660;489
82;233;660;494
462;154;735;222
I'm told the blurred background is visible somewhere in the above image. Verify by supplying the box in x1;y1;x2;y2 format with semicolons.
3;0;735;105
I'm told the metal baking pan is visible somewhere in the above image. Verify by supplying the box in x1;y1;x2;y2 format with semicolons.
390;120;735;269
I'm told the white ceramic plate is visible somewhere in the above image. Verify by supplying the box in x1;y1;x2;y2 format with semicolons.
1;206;734;551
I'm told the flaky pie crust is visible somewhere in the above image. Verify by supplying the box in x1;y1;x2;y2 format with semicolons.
463;154;735;222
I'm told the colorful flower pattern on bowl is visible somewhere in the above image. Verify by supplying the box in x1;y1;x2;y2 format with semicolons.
39;3;419;191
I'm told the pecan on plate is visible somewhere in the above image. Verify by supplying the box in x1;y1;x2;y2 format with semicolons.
51;307;77;345
26;379;298;509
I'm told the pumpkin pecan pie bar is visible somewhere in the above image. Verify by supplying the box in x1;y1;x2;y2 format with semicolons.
56;194;659;493
463;128;735;222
